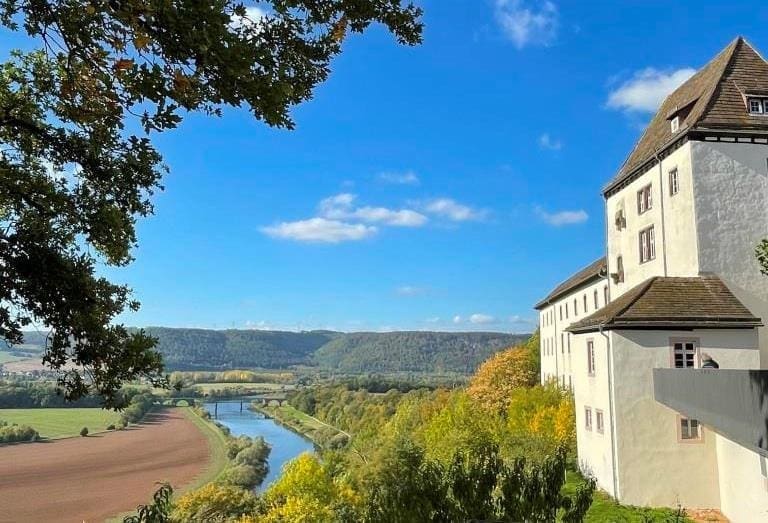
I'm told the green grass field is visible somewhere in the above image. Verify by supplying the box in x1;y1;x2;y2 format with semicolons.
0;408;122;438
0;351;27;364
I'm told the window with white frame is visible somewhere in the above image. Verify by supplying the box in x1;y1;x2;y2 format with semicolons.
593;290;599;310
561;333;564;354
566;302;569;319
639;226;656;263
672;339;699;368
596;409;604;434
585;407;593;431
587;339;596;376
573;298;578;316
637;184;652;214
583;294;588;314
670;116;680;133
748;97;768;115
669;167;679;196
680;417;701;441
559;305;562;321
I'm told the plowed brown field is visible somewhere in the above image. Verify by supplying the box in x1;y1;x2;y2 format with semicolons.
0;409;212;523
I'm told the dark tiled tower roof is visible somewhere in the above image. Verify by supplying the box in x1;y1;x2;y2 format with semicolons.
605;37;768;195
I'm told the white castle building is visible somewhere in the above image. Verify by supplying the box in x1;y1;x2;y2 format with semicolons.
535;37;768;522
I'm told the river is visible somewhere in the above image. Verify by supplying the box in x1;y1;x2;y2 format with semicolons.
203;401;314;488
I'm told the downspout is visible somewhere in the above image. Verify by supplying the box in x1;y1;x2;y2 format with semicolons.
600;323;620;500
655;150;669;277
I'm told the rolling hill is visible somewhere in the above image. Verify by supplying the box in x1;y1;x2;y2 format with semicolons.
13;328;530;374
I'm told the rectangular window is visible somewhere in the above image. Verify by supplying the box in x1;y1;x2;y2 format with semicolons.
561;333;564;354
764;100;768;114
614;208;626;230
594;290;599;310
583;294;588;313
603;286;609;305
587;340;596;376
615;256;625;282
669;168;679;196
680;418;701;440
596;409;604;434
573;298;578;316
637;185;652;214
670;116;680;133
672;340;699;368
585;407;592;431
565;303;569;319
639;226;656;263
750;98;764;114
559;306;562;321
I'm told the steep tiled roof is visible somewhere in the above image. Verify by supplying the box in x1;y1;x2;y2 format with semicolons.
534;258;606;310
605;37;768;195
567;275;762;333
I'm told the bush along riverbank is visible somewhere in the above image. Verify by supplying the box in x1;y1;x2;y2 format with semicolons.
250;403;349;449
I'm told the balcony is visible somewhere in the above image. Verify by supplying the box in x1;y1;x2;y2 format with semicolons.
653;369;768;456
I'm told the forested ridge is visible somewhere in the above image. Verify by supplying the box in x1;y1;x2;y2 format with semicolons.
16;329;529;374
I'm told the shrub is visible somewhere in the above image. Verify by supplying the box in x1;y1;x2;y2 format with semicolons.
106;424;116;430
80;427;89;437
0;423;39;443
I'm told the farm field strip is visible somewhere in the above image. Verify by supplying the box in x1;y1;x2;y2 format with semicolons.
0;408;122;438
0;408;214;523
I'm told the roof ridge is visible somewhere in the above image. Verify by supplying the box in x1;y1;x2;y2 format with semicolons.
690;37;744;129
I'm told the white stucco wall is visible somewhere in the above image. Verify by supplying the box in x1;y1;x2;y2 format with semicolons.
691;140;768;366
610;328;759;508
606;143;699;298
716;434;768;523
572;331;617;497
538;278;609;387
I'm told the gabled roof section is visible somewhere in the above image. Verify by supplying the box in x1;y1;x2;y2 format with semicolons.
534;257;607;310
567;274;762;333
605;37;768;195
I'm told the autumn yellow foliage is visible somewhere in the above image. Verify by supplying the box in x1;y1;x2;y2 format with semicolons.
467;332;540;412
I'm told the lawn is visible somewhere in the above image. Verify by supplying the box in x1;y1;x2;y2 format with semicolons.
561;471;693;522
181;407;230;490
0;408;122;438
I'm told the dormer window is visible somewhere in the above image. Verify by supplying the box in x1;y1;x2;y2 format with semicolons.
748;97;768;115
670;116;680;133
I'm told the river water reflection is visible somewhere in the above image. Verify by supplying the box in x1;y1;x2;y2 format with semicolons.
203;401;314;488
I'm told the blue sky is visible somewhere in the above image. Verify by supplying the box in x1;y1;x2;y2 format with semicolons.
12;2;768;332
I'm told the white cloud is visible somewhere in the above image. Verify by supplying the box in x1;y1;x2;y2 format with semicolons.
424;317;441;323
469;313;496;325
535;206;588;226
494;0;559;49
379;171;420;185
607;67;696;113
260;218;376;243
423;198;487;222
539;133;562;151
509;315;536;325
453;315;463;324
230;5;266;29
396;285;427;297
320;193;427;227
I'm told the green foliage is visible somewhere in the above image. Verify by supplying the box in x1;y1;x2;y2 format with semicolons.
314;331;530;373
107;328;529;373
219;435;271;490
124;483;174;523
364;442;594;523
0;1;422;404
79;426;88;437
172;482;260;523
757;239;768;276
0;419;39;443
120;393;156;426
